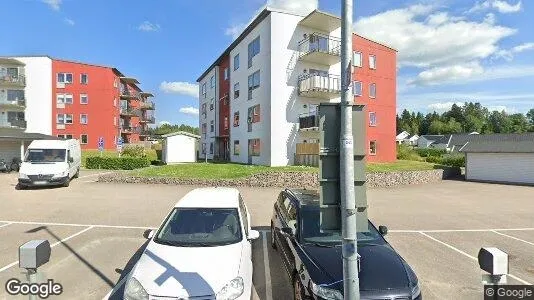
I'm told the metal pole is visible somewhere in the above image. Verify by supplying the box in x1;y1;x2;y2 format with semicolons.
27;268;37;300
340;0;359;299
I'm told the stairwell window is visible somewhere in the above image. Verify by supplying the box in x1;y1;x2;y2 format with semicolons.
369;112;377;126
248;70;260;100
234;54;240;71
224;116;229;130
369;141;377;155
248;36;260;68
369;55;376;70
353;81;362;96
234;140;240;155
210;76;215;89
234;82;240;99
370;83;376;99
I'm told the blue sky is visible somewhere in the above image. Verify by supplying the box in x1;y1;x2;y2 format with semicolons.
1;0;533;127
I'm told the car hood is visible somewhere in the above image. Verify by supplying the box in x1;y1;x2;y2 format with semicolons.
302;243;410;291
130;240;243;298
20;162;67;176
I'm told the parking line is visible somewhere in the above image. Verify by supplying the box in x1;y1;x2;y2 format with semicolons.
419;232;531;285
390;228;534;233
262;231;273;300
78;172;113;179
102;271;130;300
491;230;534;247
0;226;94;273
0;220;155;230
0;223;12;229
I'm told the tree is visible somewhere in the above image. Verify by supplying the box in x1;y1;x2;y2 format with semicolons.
509;113;529;133
443;118;463;134
428;120;445;134
487;111;512;133
527;109;534;131
153;123;199;136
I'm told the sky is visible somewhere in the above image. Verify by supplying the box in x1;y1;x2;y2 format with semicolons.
1;0;533;127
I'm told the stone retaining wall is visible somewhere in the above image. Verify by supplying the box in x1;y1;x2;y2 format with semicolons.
98;167;461;188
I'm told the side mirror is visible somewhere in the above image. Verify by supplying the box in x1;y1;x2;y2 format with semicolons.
280;227;293;237
68;157;74;163
379;225;388;236
248;230;260;241
143;229;154;239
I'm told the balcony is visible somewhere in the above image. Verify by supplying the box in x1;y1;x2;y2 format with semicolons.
298;113;319;131
0;98;25;111
298;73;341;100
0;119;26;129
0;74;26;87
121;125;139;134
139;101;155;110
120;89;139;100
298;33;341;65
120;107;139;117
139;114;155;124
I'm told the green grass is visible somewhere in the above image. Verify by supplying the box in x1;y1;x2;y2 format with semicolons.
82;149;157;168
130;160;440;179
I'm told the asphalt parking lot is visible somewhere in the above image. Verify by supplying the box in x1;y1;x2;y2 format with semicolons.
0;170;533;299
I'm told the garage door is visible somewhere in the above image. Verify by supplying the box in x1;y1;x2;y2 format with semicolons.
466;153;534;184
0;141;21;162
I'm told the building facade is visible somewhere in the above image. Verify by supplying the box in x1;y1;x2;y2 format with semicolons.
197;9;396;166
0;58;27;130
7;56;155;150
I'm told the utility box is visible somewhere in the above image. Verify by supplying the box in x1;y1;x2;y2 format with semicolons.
19;240;51;269
318;103;368;232
478;247;508;276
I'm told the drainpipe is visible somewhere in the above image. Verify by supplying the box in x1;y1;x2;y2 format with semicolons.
20;140;25;160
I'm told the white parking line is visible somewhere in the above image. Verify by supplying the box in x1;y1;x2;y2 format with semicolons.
262;231;273;300
390;227;534;233
0;220;155;230
78;172;113;179
419;231;532;285
0;223;12;229
102;271;130;300
492;230;534;247
0;226;94;273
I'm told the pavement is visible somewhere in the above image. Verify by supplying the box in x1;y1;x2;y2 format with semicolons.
0;170;533;299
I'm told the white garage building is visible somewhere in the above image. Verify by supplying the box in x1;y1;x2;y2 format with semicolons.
162;131;200;164
0;128;58;163
460;139;534;185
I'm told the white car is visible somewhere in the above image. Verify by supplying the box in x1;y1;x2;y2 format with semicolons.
124;187;260;300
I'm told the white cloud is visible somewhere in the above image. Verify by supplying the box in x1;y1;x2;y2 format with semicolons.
64;18;75;26
42;0;61;11
179;107;199;116
487;105;516;113
494;42;534;61
484;13;496;24
160;81;198;98
469;0;522;14
225;23;247;40
428;102;464;112
138;21;160;32
159;121;171;126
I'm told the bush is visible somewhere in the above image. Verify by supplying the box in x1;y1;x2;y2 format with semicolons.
416;148;447;157
151;143;162;151
425;156;442;164
121;145;147;158
151;160;165;166
440;155;465;168
396;144;423;161
86;156;150;170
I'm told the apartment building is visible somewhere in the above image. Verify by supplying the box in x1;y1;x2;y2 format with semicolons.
197;8;396;166
0;58;26;130
7;56;155;150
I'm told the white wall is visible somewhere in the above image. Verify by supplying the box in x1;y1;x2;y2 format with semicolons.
13;57;53;135
198;67;218;160
466;153;534;184
164;135;198;163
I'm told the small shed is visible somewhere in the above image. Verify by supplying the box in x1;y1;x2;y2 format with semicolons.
0;128;58;162
460;139;534;185
161;131;200;164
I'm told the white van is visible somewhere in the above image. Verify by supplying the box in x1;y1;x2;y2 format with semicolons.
18;139;81;189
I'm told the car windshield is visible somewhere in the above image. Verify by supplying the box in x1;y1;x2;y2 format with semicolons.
300;208;384;245
154;208;242;247
25;149;66;163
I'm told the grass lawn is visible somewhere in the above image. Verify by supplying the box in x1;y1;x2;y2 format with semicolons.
131;160;439;179
81;149;157;167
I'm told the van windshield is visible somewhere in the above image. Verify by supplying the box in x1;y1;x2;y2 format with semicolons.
25;149;66;163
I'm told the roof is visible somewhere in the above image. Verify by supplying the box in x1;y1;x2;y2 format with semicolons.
406;134;419;140
451;133;534;147
176;188;240;208
0;58;25;66
460;140;534;153
420;135;450;144
0;128;58;141
162;131;201;139
287;189;320;206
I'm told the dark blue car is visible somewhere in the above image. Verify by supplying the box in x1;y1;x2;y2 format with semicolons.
271;189;422;300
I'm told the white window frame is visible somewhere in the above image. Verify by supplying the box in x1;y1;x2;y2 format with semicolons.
369;112;377;127
80;94;88;104
369;55;376;70
80;114;88;124
369;83;376;99
210;76;215;89
202;83;207;97
57;72;73;84
224;68;229;80
57;134;65;139
353;81;362;96
65;114;73;124
353;51;362;67
80;134;88;144
114;117;117;126
80;73;88;84
234;54;240;71
369;140;377;155
56;114;65;124
56;93;73;104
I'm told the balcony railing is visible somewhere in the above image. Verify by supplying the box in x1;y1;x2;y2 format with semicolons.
0;74;26;86
299;113;319;131
0;99;25;110
139;115;156;124
120;89;139;100
298;33;341;65
298;73;341;99
140;101;155;110
121;125;140;134
0;119;26;129
120;107;139;117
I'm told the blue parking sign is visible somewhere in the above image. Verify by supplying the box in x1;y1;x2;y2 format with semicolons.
98;137;104;151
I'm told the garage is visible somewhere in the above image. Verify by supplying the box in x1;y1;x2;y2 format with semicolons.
461;140;534;185
0;128;58;166
161;131;200;164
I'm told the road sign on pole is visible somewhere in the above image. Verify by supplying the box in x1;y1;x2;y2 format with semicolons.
117;137;123;157
98;137;104;156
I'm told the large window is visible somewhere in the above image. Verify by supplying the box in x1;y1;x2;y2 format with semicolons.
353;51;362;67
57;73;73;84
7;90;24;101
234;82;240;99
81;134;88;144
56;114;73;124
234;54;240;71
80;73;88;84
248;70;260;100
210;120;214;132
234;140;240;155
250;139;260;156
251;105;260;123
202;123;207;134
369;141;377;155
56;93;73;104
80;94;88;104
370;83;376;99
353;81;362;96
224;68;229;80
210;75;215;89
369;112;377;126
248;36;260;68
369;55;376;70
233;111;240;127
80;114;88;124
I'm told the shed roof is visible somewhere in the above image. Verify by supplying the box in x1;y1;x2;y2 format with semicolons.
0;128;59;141
162;131;201;139
460;140;534;153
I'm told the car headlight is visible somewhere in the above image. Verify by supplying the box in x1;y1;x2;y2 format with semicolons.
216;277;244;300
411;282;421;299
311;282;343;300
19;173;29;179
52;171;68;178
124;277;149;300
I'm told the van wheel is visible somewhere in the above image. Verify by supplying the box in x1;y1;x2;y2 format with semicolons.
74;168;80;178
63;179;70;187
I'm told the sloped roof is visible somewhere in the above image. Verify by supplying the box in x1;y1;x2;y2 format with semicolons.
452;133;534;146
162;131;201;139
0;128;58;140
460;140;534;153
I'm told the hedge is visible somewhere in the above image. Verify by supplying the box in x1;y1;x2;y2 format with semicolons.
425;154;465;167
86;156;150;170
416;148;447;157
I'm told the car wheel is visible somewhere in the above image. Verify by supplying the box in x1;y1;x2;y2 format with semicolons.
73;168;80;178
293;275;304;300
16;184;25;190
63;178;70;187
270;222;277;250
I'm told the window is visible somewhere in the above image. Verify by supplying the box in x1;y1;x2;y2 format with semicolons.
201;83;206;98
369;141;377;155
234;82;240;99
210;76;215;89
65;114;73;124
210;120;214;132
80;74;88;84
369;112;377;126
56;93;73;104
202;143;206;154
248;36;260;68
353;51;362;67
56;114;73;124
7;90;24;101
370;83;376;99
57;73;73;84
81;134;88;144
114;79;118;88
250;139;260;156
233;112;240;127
201;103;207;117
66;134;73;139
114;117;117;126
224;116;229;129
114;98;117;107
251;105;260;123
224;68;229;80
234;54;240;71
202;123;207;134
234;140;240;155
80;94;88;104
209;142;214;154
353;81;362;96
57;134;65;139
80;114;88;124
210;98;214;111
369;55;376;69
248;70;260;100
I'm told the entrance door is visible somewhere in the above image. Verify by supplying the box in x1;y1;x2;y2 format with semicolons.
247;140;253;164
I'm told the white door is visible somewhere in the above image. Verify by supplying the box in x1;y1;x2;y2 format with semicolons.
466;153;534;184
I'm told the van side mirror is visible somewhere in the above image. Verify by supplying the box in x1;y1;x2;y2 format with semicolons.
143;229;154;239
68;157;74;163
280;227;293;237
379;225;388;236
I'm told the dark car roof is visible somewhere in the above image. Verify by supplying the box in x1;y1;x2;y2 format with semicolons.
285;189;320;207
